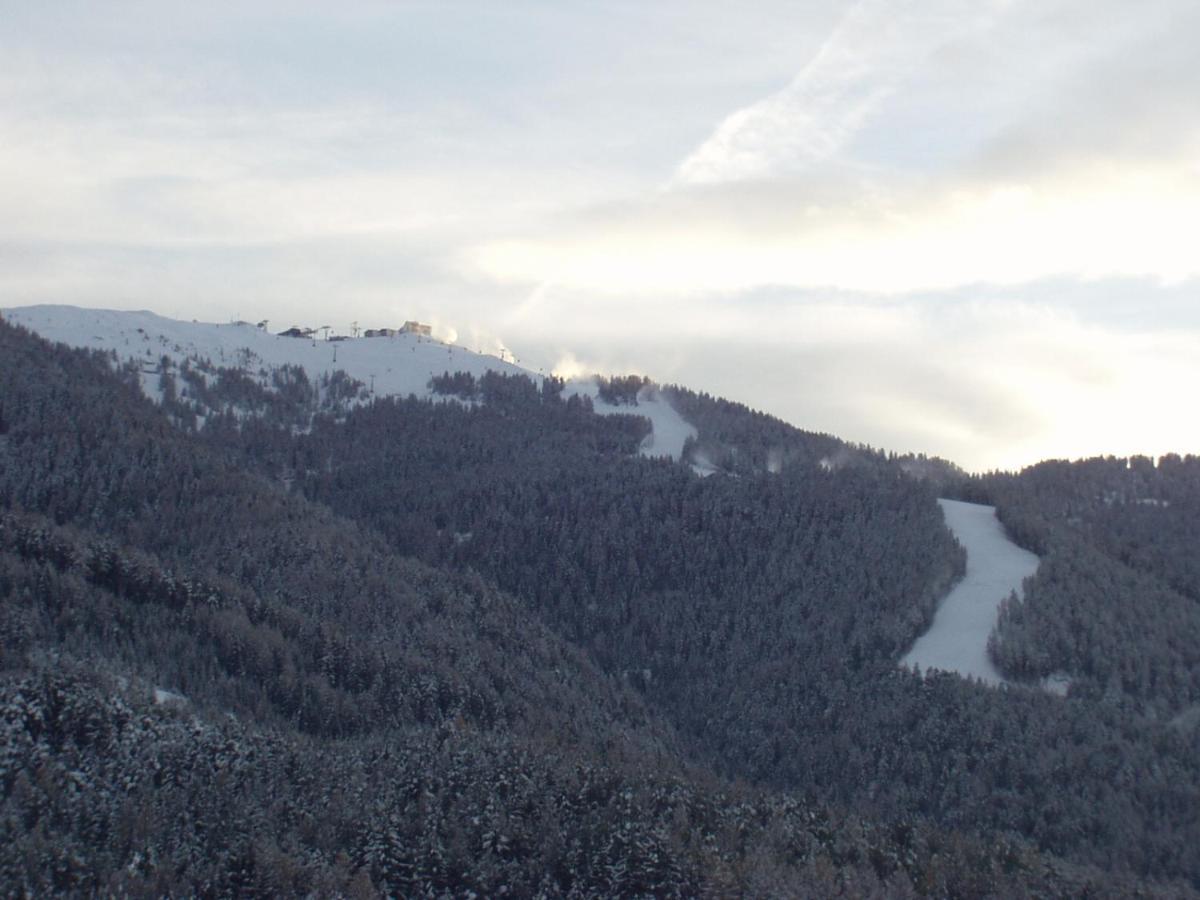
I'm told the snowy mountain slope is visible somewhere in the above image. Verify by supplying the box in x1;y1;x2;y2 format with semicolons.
901;499;1040;686
3;304;693;460
4;304;528;400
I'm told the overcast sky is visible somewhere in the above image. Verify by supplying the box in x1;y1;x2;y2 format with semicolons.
3;0;1199;471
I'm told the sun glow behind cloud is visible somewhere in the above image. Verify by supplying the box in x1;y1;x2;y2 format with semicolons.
469;163;1200;296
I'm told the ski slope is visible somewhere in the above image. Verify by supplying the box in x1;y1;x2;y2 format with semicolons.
3;304;694;461
901;499;1040;686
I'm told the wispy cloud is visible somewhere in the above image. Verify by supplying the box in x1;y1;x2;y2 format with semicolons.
673;0;1008;185
470;0;1200;296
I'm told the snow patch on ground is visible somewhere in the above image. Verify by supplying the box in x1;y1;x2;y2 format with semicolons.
138;368;165;405
901;499;1040;687
1041;672;1072;696
690;454;721;478
154;687;187;706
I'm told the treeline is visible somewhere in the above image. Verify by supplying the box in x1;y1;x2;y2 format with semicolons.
959;456;1200;717
664;383;850;475
430;369;566;404
0;507;661;747
7;663;1144;898
596;373;651;405
989;537;1200;715
155;355;368;431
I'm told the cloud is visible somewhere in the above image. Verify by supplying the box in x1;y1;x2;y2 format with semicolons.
462;0;1200;299
468;0;1200;296
673;0;1009;185
468;159;1200;296
967;2;1200;179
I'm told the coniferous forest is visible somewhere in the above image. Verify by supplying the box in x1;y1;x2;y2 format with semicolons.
3;318;1200;897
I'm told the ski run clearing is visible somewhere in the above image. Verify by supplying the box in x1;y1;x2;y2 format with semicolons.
3;305;694;461
902;499;1042;688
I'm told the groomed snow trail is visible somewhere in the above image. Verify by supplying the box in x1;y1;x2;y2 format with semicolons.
901;499;1040;685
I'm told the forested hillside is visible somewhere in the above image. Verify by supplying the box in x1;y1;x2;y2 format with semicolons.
663;383;847;475
2;317;1200;895
287;385;961;770
965;458;1200;717
183;354;1200;886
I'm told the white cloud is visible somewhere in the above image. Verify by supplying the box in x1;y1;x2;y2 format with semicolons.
673;0;1009;185
468;160;1200;297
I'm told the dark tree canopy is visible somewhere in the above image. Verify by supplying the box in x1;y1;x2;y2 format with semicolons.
1;321;1199;896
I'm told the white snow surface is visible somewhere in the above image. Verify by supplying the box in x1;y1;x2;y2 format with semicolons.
4;305;531;400
4;304;695;461
901;499;1040;686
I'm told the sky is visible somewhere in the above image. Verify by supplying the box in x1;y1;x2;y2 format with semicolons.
3;0;1199;472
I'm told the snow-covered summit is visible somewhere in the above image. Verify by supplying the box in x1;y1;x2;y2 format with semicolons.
3;304;695;461
4;305;529;400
